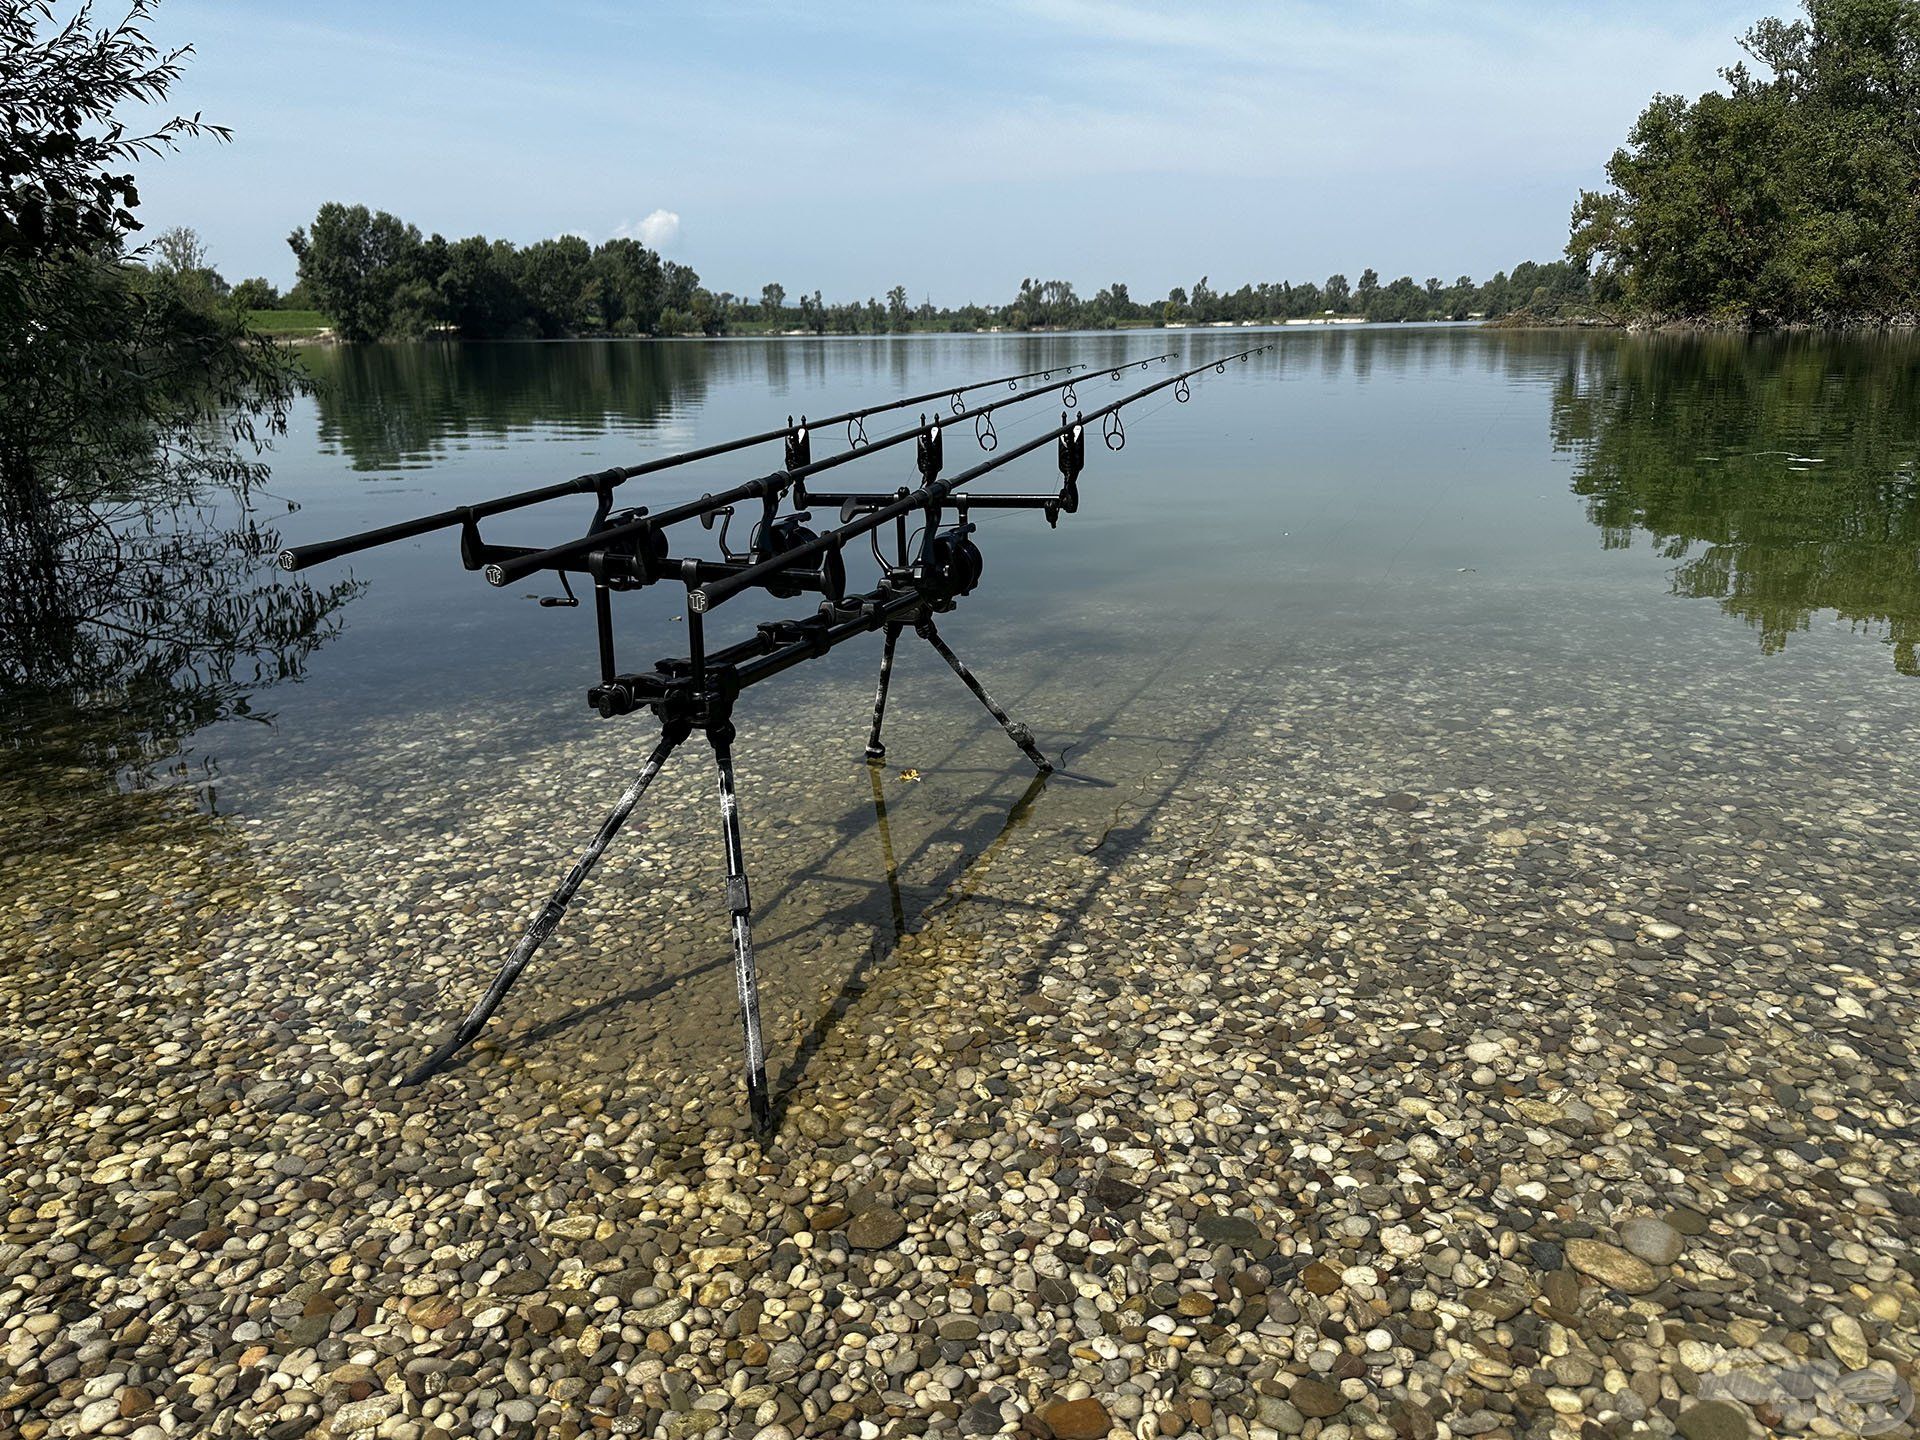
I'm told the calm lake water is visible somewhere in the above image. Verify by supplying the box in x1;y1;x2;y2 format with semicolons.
20;324;1920;813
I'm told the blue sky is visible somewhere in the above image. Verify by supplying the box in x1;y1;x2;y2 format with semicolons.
134;0;1769;304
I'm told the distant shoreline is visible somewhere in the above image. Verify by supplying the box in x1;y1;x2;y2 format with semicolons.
268;317;1489;347
1487;309;1920;333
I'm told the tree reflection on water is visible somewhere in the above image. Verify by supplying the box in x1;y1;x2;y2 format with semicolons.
1552;333;1920;675
0;484;361;810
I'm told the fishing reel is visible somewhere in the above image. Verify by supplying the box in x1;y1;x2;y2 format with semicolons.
918;524;984;604
752;511;846;602
582;506;670;589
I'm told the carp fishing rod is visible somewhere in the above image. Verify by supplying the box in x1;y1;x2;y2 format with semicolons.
276;357;1109;573
285;343;1270;1133
688;347;1264;614
470;349;1177;591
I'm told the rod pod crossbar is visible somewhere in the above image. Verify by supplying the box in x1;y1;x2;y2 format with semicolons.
287;346;1272;1132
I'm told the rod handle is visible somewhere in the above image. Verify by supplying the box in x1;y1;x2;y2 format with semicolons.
279;535;374;571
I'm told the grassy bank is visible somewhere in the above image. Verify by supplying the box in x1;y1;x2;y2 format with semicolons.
246;309;329;336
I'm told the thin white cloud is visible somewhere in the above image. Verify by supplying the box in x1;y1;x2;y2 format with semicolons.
616;208;681;250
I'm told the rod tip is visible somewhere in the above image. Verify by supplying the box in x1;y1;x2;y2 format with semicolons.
277;550;298;571
484;564;509;587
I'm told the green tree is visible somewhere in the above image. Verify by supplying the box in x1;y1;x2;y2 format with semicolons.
1;0;356;784
230;275;278;310
886;284;910;332
1189;274;1215;323
147;222;228;306
287;201;424;341
589;238;662;334
0;0;231;258
1571;0;1920;322
661;261;699;316
516;234;591;337
760;282;786;323
440;235;525;337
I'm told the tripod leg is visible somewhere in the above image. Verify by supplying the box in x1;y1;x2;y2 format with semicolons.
710;723;773;1134
865;622;901;760
916;619;1053;774
401;720;690;1086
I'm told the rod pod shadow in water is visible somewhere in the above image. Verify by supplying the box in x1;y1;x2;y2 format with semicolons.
282;345;1270;1134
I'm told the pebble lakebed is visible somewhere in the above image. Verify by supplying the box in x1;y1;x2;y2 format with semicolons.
2;610;1916;1440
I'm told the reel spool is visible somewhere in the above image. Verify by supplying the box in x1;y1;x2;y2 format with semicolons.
922;525;984;602
752;512;846;602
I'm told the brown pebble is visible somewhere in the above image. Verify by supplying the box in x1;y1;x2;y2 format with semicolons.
1291;1377;1346;1419
1041;1398;1112;1439
1303;1261;1343;1295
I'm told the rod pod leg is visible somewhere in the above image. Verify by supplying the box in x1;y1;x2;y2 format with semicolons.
400;719;690;1087
865;622;902;760
916;619;1053;775
710;723;773;1134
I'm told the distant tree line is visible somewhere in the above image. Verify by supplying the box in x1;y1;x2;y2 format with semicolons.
1570;0;1919;323
265;200;1587;341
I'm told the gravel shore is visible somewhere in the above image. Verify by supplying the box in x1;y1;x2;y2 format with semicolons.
4;612;1916;1440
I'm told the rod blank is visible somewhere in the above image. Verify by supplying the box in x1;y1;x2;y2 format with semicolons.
278;358;1091;572
474;356;1174;589
690;345;1269;612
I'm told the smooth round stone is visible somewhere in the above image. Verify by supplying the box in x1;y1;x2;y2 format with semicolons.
1041;1398;1112;1439
1289;1378;1345;1419
1566;1239;1659;1294
1665;1207;1710;1237
846;1209;907;1249
1619;1218;1684;1265
1465;1041;1504;1065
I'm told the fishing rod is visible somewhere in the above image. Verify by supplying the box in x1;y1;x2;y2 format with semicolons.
351;343;1273;1132
276;356;1095;572
472;351;1177;590
689;346;1267;614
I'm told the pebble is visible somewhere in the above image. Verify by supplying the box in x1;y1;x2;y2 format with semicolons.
1825;1313;1872;1369
4;575;1915;1440
1041;1398;1112;1438
1619;1217;1684;1265
1675;1400;1750;1440
1565;1238;1660;1294
845;1208;906;1249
